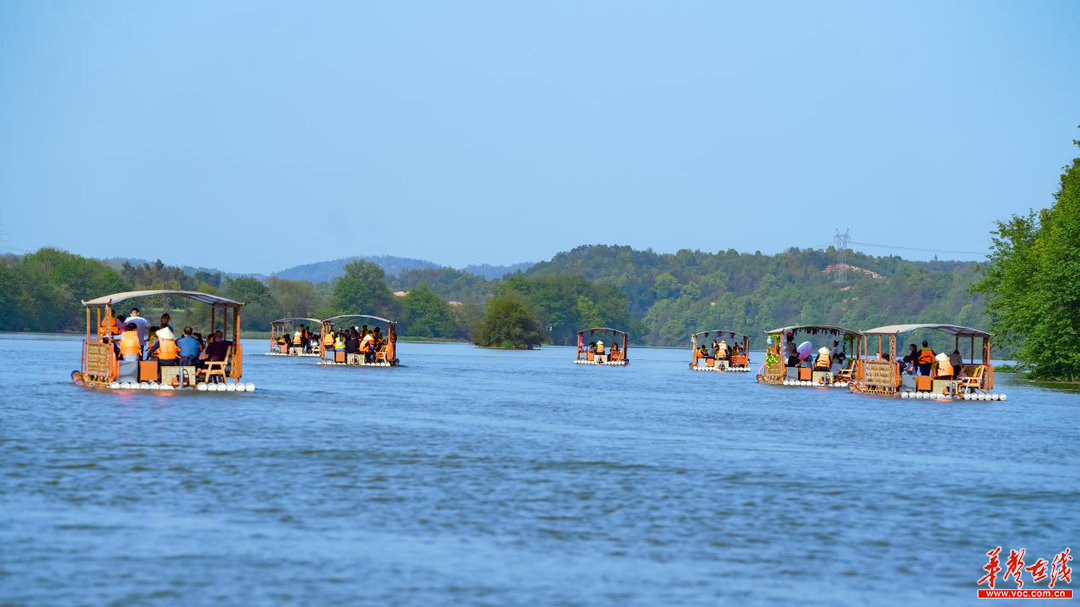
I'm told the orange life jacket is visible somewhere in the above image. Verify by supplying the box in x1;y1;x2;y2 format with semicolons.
98;318;120;337
158;338;179;360
936;360;953;377
918;349;935;365
815;354;830;370
119;331;141;356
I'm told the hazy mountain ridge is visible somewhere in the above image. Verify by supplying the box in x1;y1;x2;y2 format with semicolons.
102;258;266;281
272;256;534;283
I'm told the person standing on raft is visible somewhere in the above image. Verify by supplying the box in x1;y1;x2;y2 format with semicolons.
917;341;936;376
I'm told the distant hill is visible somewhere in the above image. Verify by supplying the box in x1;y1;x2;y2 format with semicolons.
273;256;533;283
102;258;265;280
461;262;533;280
272;256;439;282
102;255;533;284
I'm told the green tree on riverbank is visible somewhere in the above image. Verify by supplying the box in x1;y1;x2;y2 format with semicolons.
974;132;1080;379
401;286;456;338
327;260;397;319
0;248;126;331
474;292;546;349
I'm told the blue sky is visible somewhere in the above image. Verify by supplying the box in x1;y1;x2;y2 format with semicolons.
0;1;1077;273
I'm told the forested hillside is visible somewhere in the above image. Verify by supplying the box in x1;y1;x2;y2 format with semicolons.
525;245;987;346
0;244;989;349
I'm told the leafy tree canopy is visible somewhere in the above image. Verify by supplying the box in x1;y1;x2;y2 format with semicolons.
974;130;1080;379
474;291;546;349
401;285;456;338
331;260;398;319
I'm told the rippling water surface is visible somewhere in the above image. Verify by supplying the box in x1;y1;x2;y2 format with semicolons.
1;334;1077;606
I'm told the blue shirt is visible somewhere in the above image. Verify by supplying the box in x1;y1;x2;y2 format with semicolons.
176;335;201;358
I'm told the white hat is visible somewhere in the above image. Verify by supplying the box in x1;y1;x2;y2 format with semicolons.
597;340;604;346
818;347;830;354
936;352;949;362
156;327;175;340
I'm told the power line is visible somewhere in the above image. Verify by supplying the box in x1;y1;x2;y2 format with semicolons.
848;240;984;256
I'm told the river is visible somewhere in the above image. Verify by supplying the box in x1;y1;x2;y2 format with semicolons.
1;334;1077;605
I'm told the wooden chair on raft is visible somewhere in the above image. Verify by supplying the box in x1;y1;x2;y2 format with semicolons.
198;348;231;384
834;359;856;382
955;365;985;395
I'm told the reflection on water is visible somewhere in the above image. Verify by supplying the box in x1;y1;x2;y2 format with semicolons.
1;334;1077;606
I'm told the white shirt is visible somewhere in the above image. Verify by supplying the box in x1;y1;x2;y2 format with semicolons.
126;316;149;344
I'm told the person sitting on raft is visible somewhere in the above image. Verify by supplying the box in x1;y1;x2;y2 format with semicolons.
115;322;142;382
146;327;181;366
204;330;232;363
360;329;375;363
609;340;619;359
334;331;347;361
814;347;831;371
145;325;160;356
786;342;800;367
98;315;122;341
934;352;954;380
595;340;607;363
118;322;141;360
176;327;201;366
831;351;846;374
902;344;918;374
717;340;729;360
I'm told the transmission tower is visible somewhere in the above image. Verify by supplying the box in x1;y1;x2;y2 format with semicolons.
834;228;850;283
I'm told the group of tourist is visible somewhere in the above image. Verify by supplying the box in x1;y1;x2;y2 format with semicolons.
895;341;966;380
696;339;745;364
276;325;319;354
99;307;233;368
324;324;388;364
584;339;621;363
784;339;850;372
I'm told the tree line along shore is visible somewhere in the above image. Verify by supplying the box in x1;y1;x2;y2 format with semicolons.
2;132;1077;379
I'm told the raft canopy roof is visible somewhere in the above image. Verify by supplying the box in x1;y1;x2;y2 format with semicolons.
861;323;991;338
692;329;748;340
323;314;395;325
271;317;322;325
579;327;629;337
766;325;860;338
82;290;244;308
